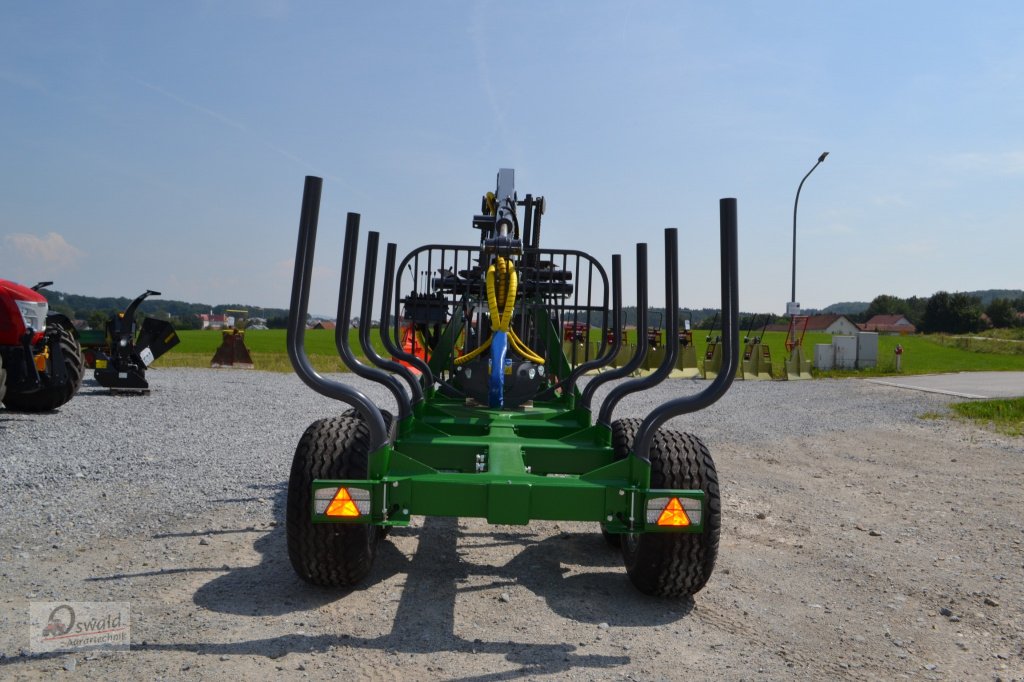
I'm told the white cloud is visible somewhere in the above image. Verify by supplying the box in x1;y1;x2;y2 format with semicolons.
4;232;86;267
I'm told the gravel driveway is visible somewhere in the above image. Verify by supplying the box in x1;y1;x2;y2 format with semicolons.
1;369;1022;680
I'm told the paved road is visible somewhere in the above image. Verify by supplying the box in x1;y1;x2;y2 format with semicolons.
866;371;1024;399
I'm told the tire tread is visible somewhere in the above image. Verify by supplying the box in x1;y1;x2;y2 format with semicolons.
613;418;721;598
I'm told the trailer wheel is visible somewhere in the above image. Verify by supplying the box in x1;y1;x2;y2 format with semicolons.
286;412;393;587
612;419;721;598
340;408;396;538
3;325;84;412
599;418;643;546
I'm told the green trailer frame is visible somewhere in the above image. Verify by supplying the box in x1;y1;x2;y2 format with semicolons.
285;170;739;597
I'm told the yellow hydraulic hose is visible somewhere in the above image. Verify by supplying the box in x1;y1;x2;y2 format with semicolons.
454;256;544;366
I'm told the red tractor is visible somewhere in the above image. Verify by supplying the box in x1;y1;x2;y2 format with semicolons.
0;280;84;411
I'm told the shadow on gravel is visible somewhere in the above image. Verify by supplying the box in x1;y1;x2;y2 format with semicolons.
110;480;694;679
0;414;38;427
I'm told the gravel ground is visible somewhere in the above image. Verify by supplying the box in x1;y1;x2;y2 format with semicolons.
1;368;1022;680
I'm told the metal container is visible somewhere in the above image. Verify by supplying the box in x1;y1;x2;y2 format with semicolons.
814;343;834;370
832;335;857;369
856;332;879;369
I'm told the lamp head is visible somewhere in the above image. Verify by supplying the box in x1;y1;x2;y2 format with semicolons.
818;151;829;163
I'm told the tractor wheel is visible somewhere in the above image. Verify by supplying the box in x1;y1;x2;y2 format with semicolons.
611;418;721;598
286;412;392;587
2;325;84;412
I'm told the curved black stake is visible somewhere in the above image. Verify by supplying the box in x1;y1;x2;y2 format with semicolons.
335;216;412;421
379;242;434;384
632;198;740;460
597;229;679;427
563;254;621;394
586;243;649;417
287;176;389;450
358;232;424;405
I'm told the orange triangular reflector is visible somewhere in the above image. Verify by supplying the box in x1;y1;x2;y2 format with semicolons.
325;488;360;517
656;498;691;527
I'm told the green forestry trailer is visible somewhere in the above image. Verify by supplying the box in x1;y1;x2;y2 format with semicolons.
285;170;739;598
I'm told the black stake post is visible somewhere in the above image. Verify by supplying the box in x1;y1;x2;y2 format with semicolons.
631;198;739;461
286;176;389;450
563;254;621;393
357;231;423;407
335;217;412;420
593;244;650;424
597;228;679;427
379;242;434;385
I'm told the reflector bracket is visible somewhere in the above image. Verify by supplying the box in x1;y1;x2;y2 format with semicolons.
314;485;372;517
646;496;702;527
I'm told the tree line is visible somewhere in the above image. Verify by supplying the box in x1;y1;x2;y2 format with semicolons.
859;292;1022;334
36;289;290;331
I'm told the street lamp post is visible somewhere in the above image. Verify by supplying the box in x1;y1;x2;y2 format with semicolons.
790;151;829;314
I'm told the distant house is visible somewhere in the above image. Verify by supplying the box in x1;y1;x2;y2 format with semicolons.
766;314;860;335
861;314;916;335
199;313;231;330
312;321;336;330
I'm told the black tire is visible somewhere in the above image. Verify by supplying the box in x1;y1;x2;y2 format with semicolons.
286;412;392;587
612;418;721;598
2;325;84;412
598;418;644;547
340;408;398;539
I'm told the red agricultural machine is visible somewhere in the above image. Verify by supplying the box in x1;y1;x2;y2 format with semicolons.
0;280;84;411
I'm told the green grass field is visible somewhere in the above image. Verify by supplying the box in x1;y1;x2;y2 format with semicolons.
154;326;1024;436
950;397;1024;436
154;327;1024;377
155;329;387;373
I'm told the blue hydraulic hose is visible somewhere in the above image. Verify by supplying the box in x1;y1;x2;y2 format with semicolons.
489;330;508;408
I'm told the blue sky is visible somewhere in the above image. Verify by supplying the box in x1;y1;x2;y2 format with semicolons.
2;1;1023;317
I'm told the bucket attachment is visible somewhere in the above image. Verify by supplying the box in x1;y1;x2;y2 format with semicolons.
597;328;633;372
783;315;812;380
211;329;255;369
94;290;179;392
642;315;665;374
784;345;812;380
673;330;700;378
741;315;772;380
701;334;722;379
561;321;591;367
742;340;773;380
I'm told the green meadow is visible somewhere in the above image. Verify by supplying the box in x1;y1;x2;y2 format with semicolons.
154;327;1024;435
155;327;1024;377
950;397;1024;436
